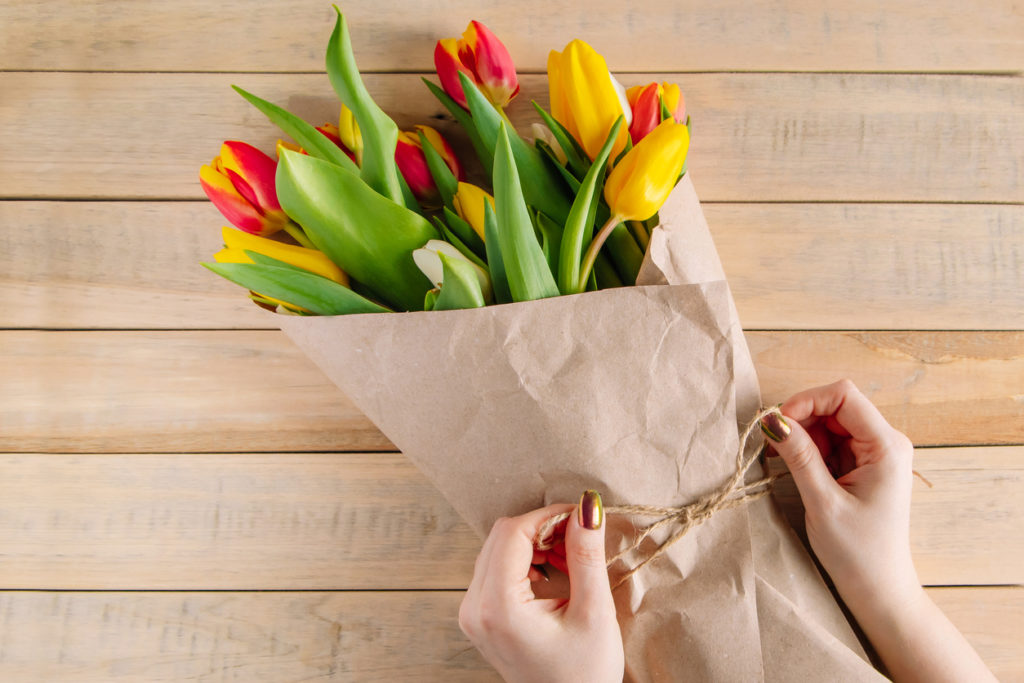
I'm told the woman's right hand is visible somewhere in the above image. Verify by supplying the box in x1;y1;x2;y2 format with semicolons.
760;378;919;607
763;379;995;683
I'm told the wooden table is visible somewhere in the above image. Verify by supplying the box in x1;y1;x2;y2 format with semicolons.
1;1;1021;679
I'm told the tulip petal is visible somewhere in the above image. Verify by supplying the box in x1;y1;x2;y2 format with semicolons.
220;141;281;210
546;49;581;149
221;226;347;285
661;82;686;121
199;164;268;234
434;38;473;109
556;40;630;161
604;119;690;222
395;134;437;203
628;83;662;144
461;20;519;108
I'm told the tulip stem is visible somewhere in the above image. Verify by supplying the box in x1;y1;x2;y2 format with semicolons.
577;215;624;293
282;221;316;249
497;106;517;134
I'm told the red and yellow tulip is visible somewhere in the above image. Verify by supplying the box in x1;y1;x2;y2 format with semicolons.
626;82;686;144
547;39;632;162
394;125;463;205
213;226;348;312
200;141;291;237
434;20;520;110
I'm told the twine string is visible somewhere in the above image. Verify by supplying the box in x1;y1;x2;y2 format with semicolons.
533;406;785;590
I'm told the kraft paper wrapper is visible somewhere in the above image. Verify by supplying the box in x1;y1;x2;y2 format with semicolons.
274;174;885;681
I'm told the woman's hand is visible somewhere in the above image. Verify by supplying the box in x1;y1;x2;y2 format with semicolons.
764;379;995;683
458;491;624;683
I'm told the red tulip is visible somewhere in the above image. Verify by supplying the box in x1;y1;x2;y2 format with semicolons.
434;21;519;110
626;82;687;144
394;125;464;205
199;141;289;236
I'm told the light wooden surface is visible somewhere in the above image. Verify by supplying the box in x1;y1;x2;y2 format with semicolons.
0;1;1021;680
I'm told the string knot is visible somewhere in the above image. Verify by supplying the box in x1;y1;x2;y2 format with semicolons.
534;406;785;589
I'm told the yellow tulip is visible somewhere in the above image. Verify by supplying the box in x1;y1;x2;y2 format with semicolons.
576;119;689;291
214;226;348;312
547;39;632;161
603;119;690;222
452;182;495;240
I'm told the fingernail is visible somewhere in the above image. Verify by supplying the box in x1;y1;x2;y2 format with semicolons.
760;411;791;443
578;489;603;530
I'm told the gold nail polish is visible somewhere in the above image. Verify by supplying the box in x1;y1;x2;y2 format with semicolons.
760;411;791;443
578;489;603;530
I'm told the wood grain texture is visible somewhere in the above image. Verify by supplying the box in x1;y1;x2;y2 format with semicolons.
0;448;1017;590
2;330;1020;453
2;73;1021;202
4;202;1022;330
0;588;1017;682
2;0;1021;73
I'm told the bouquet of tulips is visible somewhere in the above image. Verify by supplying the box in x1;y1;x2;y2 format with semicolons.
200;17;689;317
198;9;884;682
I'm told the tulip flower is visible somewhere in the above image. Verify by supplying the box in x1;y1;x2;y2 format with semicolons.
435;21;520;111
213;226;348;312
413;239;492;303
338;104;362;165
576;119;689;291
394;125;463;205
452;182;494;240
547;39;632;161
626;81;686;144
200;141;293;238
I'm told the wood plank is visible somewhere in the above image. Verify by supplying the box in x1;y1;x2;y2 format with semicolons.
0;448;1017;589
2;73;1020;202
4;202;1021;330
0;588;1017;681
1;330;1020;453
2;0;1021;73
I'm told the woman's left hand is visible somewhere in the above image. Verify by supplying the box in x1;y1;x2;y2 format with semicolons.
458;491;624;683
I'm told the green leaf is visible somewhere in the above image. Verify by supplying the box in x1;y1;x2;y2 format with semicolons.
605;223;645;285
459;72;571;224
535;139;581;193
492;124;560;302
531;100;590;178
202;262;390;315
431;217;487;270
232;86;358;174
276;149;437;311
326;8;405;204
418;129;459;209
433;252;486;311
422;78;491;171
558;118;621;294
442;207;487;260
534;211;563;279
483;200;511;305
424;288;439;311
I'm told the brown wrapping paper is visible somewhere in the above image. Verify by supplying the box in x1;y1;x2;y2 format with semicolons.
274;174;886;681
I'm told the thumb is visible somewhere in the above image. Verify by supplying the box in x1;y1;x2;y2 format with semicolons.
761;410;839;512
565;489;614;619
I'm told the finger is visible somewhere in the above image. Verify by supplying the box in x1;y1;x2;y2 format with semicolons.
564;490;614;621
761;410;842;512
480;504;575;603
781;379;893;444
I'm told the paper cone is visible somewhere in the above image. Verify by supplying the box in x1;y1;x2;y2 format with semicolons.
273;175;884;681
